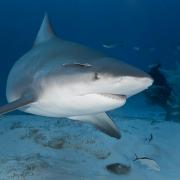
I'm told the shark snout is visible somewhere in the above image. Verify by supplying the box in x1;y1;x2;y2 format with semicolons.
96;59;153;97
141;76;153;87
115;61;154;91
116;75;153;97
137;76;154;90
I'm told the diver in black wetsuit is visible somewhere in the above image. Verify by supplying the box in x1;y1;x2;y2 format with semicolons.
145;64;172;120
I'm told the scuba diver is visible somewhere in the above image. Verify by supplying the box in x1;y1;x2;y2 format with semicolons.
145;64;173;120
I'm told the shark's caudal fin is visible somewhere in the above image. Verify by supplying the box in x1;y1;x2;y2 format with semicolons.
0;96;35;116
34;13;56;46
68;112;121;139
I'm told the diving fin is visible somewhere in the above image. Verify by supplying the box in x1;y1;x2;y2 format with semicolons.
68;112;121;139
0;96;35;115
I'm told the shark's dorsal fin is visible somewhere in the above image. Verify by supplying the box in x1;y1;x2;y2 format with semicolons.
34;13;55;45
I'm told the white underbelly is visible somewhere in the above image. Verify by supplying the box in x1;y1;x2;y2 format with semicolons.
23;93;126;117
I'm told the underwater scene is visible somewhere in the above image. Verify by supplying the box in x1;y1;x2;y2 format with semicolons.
0;0;180;179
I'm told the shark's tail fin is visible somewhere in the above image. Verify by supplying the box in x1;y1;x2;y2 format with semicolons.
0;96;35;115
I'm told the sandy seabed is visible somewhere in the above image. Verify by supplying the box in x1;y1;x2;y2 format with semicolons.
0;95;179;180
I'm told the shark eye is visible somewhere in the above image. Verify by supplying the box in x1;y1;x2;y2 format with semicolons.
94;72;100;80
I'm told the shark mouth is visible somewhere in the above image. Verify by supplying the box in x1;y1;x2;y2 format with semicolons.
98;93;126;101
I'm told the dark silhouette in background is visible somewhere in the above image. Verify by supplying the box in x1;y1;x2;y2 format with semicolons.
145;64;173;120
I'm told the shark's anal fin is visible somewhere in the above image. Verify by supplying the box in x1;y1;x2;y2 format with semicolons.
0;96;36;115
68;112;121;139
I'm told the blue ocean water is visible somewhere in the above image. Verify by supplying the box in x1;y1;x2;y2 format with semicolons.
0;1;180;179
0;0;180;104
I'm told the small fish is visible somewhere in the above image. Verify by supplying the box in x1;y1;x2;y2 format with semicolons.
102;43;119;49
148;64;160;69
145;133;153;143
134;154;160;171
132;46;140;51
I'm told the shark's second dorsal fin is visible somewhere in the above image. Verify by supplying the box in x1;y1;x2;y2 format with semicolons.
34;13;55;46
0;96;36;116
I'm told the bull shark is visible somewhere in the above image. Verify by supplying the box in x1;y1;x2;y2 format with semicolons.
0;14;153;139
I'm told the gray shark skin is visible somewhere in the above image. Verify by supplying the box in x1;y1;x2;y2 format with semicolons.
0;14;153;139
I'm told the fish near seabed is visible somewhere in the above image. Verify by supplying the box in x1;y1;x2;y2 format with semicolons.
134;154;160;171
0;14;153;139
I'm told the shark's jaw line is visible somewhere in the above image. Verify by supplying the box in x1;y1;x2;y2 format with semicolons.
23;92;127;118
96;93;126;100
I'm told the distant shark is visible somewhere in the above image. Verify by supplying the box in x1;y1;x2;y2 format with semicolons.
0;14;153;139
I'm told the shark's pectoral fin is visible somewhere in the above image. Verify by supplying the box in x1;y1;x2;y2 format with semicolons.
68;112;121;139
0;96;36;115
